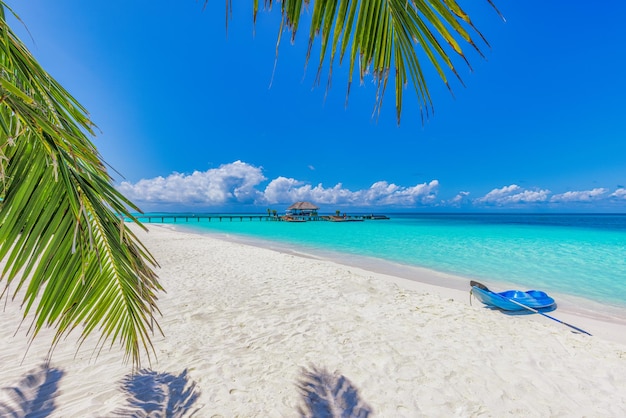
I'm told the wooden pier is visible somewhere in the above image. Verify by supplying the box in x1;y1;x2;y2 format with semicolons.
134;215;276;223
133;214;389;223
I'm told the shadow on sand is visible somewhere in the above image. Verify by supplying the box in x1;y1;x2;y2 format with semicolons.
0;363;64;417
113;369;201;417
297;364;372;418
0;362;369;416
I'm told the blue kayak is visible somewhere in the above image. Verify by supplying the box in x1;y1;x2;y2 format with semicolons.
470;283;556;312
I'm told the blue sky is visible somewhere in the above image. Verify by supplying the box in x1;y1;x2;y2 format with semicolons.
8;1;626;212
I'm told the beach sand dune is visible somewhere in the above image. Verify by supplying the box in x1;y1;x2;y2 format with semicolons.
1;225;625;417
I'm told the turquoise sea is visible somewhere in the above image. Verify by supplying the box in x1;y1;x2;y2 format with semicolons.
139;213;626;315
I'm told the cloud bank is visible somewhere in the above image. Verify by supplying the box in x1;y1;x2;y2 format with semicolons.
117;161;626;211
118;161;266;205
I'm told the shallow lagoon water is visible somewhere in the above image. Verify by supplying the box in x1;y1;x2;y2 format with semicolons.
142;213;626;312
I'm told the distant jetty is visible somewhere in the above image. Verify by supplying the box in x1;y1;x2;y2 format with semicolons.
133;214;389;223
133;201;390;223
132;201;391;223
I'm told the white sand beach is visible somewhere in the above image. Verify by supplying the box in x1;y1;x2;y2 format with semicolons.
1;224;626;417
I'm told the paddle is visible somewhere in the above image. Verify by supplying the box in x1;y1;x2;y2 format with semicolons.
470;280;592;336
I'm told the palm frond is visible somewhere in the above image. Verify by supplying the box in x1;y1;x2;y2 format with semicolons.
0;3;162;366
223;0;501;123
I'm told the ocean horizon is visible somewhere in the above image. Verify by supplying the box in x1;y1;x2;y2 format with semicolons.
132;212;626;318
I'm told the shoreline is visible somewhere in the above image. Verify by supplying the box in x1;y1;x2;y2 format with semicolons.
1;223;625;416
170;223;626;345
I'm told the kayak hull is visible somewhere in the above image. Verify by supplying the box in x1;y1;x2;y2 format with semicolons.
471;286;556;312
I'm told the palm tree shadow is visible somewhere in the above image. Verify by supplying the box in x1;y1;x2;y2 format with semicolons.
297;364;372;418
113;369;201;417
0;363;64;417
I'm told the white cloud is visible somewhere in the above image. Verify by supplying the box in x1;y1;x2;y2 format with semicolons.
475;185;550;205
118;161;440;208
550;188;607;203
116;161;623;210
358;180;439;206
449;191;470;206
263;177;355;204
117;161;266;205
263;178;439;206
476;184;521;203
610;188;626;199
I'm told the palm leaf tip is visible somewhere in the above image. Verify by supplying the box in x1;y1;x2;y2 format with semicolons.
246;0;501;124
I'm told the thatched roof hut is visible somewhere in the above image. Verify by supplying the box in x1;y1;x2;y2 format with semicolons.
286;201;319;215
287;201;319;211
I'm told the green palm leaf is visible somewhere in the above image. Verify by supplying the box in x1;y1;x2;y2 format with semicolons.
228;0;500;123
0;4;161;366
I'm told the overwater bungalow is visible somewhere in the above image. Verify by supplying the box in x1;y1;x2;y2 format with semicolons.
284;201;319;221
286;201;319;216
281;201;389;222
